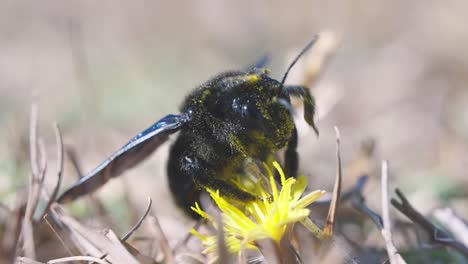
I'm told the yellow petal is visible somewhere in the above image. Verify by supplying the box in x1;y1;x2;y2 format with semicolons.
190;228;208;241
291;176;308;202
277;209;310;226
264;163;279;200
190;202;212;221
293;190;326;209
208;189;257;231
272;161;287;185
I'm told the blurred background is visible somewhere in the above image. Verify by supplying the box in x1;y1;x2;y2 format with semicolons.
1;0;467;260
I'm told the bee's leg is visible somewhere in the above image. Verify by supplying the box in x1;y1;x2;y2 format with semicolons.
284;127;299;177
284;85;319;135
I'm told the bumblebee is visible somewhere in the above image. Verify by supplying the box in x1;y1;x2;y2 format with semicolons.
57;38;319;219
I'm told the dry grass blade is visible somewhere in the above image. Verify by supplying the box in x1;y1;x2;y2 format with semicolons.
29;115;48;216
281;228;302;263
104;230;155;263
29;103;39;177
65;147;112;226
173;219;204;253
237;251;247;264
52;206;139;263
323;126;342;238
30;140;47;216
380;161;406;264
65;147;84;177
391;189;468;258
21;103;41;259
122;197;153;242
121;241;158;264
256;238;281;264
216;213;233;264
39;124;64;220
43;214;74;257
47;256;109;264
21;192;36;259
15;256;44;264
146;214;175;264
4;195;26;262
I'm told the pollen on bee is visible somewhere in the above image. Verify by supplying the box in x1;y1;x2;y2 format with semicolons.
246;74;260;83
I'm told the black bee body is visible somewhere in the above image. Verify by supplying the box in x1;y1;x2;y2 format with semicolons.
167;70;297;217
57;38;319;219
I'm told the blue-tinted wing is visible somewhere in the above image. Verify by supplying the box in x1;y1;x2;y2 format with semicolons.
246;54;270;71
57;114;188;203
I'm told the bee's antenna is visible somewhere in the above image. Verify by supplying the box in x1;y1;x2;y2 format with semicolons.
280;35;319;87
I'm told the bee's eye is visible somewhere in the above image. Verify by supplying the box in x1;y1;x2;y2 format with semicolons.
232;98;261;120
232;98;248;117
241;105;248;114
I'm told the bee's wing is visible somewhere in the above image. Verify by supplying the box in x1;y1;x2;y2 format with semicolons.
57;114;188;203
246;54;270;71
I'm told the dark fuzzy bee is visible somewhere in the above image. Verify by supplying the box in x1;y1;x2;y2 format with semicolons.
57;38;319;219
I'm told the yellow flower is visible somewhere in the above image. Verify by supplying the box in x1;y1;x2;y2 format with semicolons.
191;161;326;254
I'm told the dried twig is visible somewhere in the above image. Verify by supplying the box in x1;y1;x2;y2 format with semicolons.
146;214;175;264
258;227;302;264
52;205;139;263
323;126;342;237
65;147;83;177
332;175;391;263
21;103;41;258
122;178;141;226
43;214;74;257
314;139;375;207
40;124;64;220
216;213;233;264
122;197;153;242
15;256;43;264
65;146;119;232
173;219;204;252
256;238;281;264
3;194;26;263
238;251;247;264
65;147;110;221
47;255;109;264
380;161;406;264
391;189;468;258
20;193;34;258
30;140;47;217
29;110;48;216
29;103;39;177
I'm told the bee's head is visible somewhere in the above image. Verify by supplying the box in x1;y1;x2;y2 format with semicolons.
205;72;274;125
187;36;319;134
